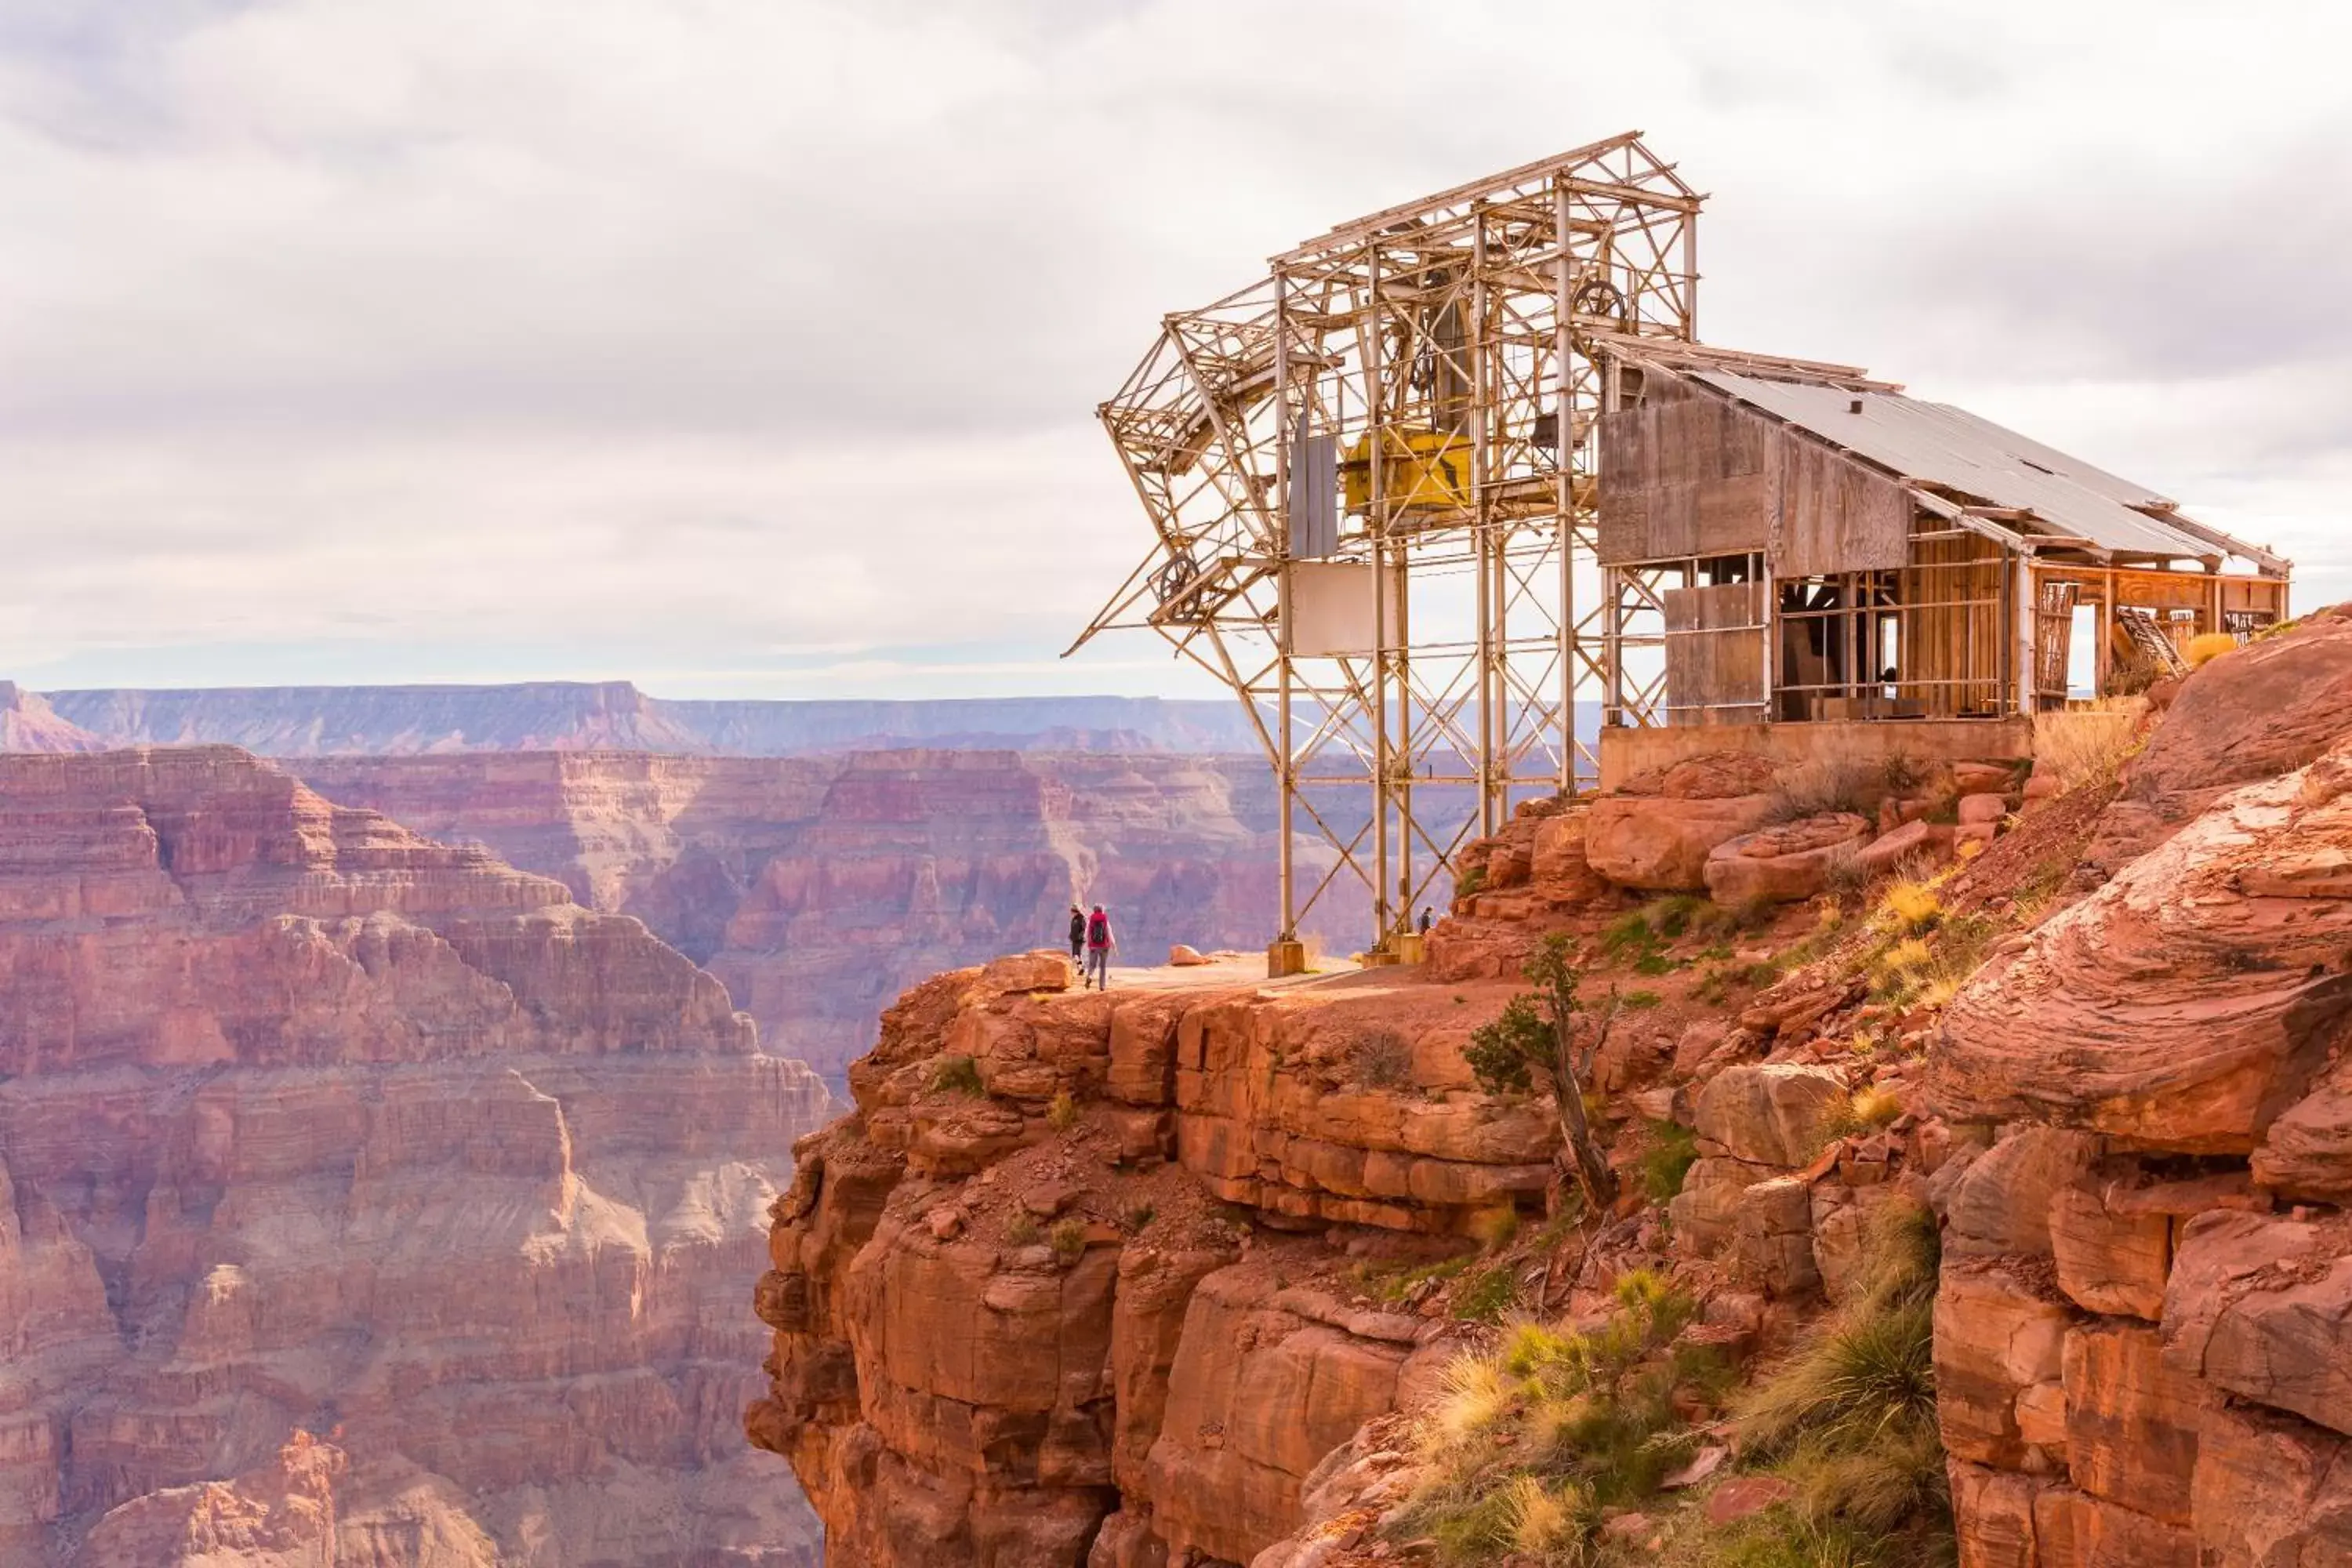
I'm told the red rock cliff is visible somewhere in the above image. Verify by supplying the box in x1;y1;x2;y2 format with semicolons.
0;747;834;1566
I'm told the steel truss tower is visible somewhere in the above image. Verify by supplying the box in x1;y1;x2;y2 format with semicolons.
1070;132;1701;956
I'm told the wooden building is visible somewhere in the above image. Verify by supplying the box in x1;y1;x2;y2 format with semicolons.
1592;343;2291;728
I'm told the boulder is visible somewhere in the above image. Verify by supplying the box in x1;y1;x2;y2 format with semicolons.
1958;792;2011;826
1667;1156;1771;1257
2190;1401;2352;1566
1733;1176;1820;1298
2033;1486;2197;1568
1167;944;1210;967
1693;1063;1848;1167
1857;817;1953;875
1585;753;1779;891
1528;809;1611;906
1948;1461;2045;1568
1703;813;1872;905
1955;760;2022;796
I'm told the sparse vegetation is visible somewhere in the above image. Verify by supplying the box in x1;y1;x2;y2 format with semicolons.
1465;935;1621;1207
1397;1270;1730;1563
1879;750;1928;796
1621;989;1664;1011
1724;1202;1950;1565
1456;1262;1521;1323
2186;631;2238;668
1123;1201;1156;1232
2038;713;2146;789
1457;864;1489;900
1637;1119;1700;1202
1004;1214;1044;1247
1348;1026;1415;1089
1763;758;1873;824
1046;1090;1080;1131
931;1054;984;1096
1049;1217;1089;1261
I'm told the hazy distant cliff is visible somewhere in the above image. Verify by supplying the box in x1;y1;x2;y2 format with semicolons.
0;746;831;1565
293;749;1338;1084
41;683;1264;757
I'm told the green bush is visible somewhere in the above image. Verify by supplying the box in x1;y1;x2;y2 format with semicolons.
1638;1120;1700;1202
931;1054;984;1096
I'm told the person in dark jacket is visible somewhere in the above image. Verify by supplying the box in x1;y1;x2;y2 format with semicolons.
1067;905;1087;964
1083;905;1116;990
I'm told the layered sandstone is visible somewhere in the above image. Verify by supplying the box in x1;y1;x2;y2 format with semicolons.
0;747;833;1566
0;684;101;755
745;953;1560;1566
1928;616;2352;1566
295;750;1348;1083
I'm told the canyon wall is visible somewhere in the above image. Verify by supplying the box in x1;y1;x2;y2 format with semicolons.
0;746;834;1566
1926;613;2352;1566
292;750;1352;1085
744;949;1566;1567
40;684;1264;757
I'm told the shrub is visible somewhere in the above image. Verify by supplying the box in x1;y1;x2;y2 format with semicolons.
2186;631;2238;668
1465;935;1621;1206
931;1054;984;1096
1880;750;1928;796
1621;989;1664;1011
2103;652;2159;696
2039;714;2145;789
1049;1217;1089;1261
1046;1091;1080;1131
1824;842;1871;899
1638;1119;1700;1202
1004;1214;1044;1247
1123;1202;1155;1232
1764;759;1874;824
1878;881;1941;935
1348;1027;1415;1089
1847;1083;1904;1131
1456;1263;1521;1323
1456;863;1488;899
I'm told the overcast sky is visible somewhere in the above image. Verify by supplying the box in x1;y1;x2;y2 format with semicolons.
2;0;2345;699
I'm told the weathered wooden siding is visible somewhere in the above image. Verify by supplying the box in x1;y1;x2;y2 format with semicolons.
1662;580;1766;724
1597;378;1772;564
1598;376;1911;575
1766;431;1911;578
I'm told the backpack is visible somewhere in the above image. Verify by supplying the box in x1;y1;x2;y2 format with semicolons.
1087;912;1109;947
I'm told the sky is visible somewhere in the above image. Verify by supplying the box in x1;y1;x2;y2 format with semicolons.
2;0;2346;699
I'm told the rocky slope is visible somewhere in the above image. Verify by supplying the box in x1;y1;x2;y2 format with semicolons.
292;750;1345;1084
744;621;2352;1568
39;684;1262;757
0;746;834;1566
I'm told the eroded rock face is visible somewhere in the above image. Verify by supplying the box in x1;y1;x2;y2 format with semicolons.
0;748;833;1566
747;962;1521;1568
1926;649;2352;1566
297;749;1345;1084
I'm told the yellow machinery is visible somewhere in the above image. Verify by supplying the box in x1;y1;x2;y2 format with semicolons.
1340;426;1474;514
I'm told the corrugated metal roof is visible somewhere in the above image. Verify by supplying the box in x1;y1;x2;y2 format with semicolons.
1689;370;2233;562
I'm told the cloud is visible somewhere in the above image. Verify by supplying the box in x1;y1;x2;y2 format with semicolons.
2;0;2347;693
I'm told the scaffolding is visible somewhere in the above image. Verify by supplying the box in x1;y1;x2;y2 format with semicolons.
1069;132;1702;957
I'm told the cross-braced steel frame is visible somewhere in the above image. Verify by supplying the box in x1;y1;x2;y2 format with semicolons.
1070;132;1701;953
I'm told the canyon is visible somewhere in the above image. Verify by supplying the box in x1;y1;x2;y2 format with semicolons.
0;746;835;1566
288;750;1348;1087
40;685;1264;759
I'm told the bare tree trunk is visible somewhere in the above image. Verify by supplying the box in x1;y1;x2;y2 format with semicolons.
1547;996;1620;1210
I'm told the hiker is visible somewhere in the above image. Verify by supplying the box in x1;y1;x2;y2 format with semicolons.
1083;904;1116;990
1417;906;1432;936
1066;904;1087;965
